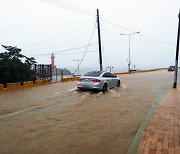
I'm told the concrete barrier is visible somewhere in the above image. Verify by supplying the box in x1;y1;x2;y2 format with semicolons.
22;81;33;87
34;80;43;85
5;82;21;90
6;83;18;89
0;80;51;91
115;68;167;75
16;82;21;88
0;84;4;90
42;80;51;84
61;77;79;82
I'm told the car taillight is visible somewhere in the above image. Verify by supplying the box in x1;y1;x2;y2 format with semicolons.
91;79;101;82
78;78;82;81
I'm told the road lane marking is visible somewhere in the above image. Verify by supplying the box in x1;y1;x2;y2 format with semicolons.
0;92;77;120
0;102;56;119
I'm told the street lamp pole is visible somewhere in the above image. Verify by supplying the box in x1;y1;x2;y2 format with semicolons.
128;35;131;73
120;31;140;74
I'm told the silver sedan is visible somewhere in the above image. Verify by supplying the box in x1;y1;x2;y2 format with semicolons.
77;71;120;92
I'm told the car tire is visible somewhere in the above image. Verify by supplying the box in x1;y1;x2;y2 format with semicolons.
102;83;108;93
77;87;82;91
117;80;120;87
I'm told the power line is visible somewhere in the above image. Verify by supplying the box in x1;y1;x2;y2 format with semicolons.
81;51;98;70
100;18;176;46
139;34;175;46
54;43;97;53
26;43;97;56
23;25;94;52
100;18;134;33
102;29;176;46
73;23;96;74
44;0;93;13
41;0;94;16
22;23;94;50
102;45;110;67
28;50;98;57
0;21;92;30
56;0;94;12
101;21;126;68
56;50;98;55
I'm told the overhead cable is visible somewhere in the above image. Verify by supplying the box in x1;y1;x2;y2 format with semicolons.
22;23;94;50
23;25;94;52
26;43;97;56
101;21;126;68
81;51;98;70
41;0;94;16
28;50;98;57
100;18;175;46
0;21;92;30
73;23;96;74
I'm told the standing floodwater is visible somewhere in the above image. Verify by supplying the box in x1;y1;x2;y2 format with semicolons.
0;70;175;154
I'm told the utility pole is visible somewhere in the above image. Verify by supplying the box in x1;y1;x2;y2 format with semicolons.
173;11;180;88
73;59;83;75
128;35;131;73
97;9;103;71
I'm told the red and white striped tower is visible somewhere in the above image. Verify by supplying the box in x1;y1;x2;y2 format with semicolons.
51;53;56;68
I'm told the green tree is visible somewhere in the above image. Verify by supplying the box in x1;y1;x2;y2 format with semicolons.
0;45;36;85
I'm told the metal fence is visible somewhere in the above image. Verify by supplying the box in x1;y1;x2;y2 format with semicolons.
34;64;52;80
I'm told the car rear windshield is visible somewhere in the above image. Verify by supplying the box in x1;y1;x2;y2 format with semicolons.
83;71;103;77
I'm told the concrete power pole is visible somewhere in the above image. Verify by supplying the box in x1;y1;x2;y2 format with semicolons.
173;11;180;88
97;9;103;71
73;59;83;75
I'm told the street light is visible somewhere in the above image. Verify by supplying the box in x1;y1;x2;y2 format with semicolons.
120;31;140;73
106;66;114;72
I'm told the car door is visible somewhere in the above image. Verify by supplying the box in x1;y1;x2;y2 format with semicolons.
110;73;118;87
102;73;113;88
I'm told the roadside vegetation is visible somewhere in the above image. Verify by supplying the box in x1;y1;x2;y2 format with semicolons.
0;45;36;85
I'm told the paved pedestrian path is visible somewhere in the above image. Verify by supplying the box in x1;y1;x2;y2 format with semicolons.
137;86;180;154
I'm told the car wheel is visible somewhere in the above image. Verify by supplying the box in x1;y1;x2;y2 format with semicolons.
102;83;108;93
117;80;120;87
77;87;82;91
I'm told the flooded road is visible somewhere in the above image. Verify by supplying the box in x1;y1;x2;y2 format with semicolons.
0;70;176;154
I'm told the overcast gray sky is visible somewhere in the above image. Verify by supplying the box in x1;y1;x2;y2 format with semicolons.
0;0;179;73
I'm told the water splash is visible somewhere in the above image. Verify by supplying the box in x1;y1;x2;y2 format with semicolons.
81;92;90;99
109;89;121;98
121;84;126;89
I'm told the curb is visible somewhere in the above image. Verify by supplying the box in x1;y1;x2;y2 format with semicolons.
0;80;51;91
115;68;167;75
126;90;169;154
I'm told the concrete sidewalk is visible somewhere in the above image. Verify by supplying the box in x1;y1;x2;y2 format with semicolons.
137;87;180;154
